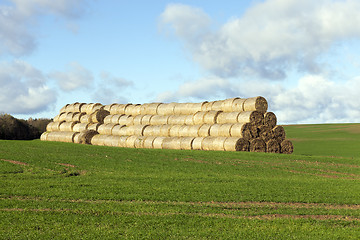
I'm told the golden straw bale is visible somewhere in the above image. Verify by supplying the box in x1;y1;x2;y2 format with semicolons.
46;121;64;132
198;124;212;137
103;115;112;124
209;124;221;137
46;131;77;143
180;137;195;150
216;112;240;124
243;96;268;114
231;98;246;112
78;130;98;144
212;137;227;151
110;104;130;115
117;136;129;147
264;112;277;128
272;125;286;143
201;102;214;111
230;123;252;140
134;136;147;148
168;115;187;125
82;103;104;114
112;125;127;136
250;138;266;152
133;115;144;125
149;115;169;125
60;104;69;113
87;123;101;131
124;104;141;116
157;103;176;115
222;97;240;112
65;112;75;122
140;103;162;115
190;102;207;113
126;124;148;136
162;137;181;150
141;115;153;125
224;137;249;151
237;111;264;125
153;137;166;149
73;132;80;143
192;137;205;150
266;139;281;153
193;111;207;125
80;114;92;123
184;115;195;125
210;101;224;111
73;123;89;132
143;125;162;137
90;134;108;146
72;112;86;122
110;114;123;124
58;112;68;122
90;109;110;123
258;125;273;142
118;115;133;125
203;110;222;124
40;132;49;141
97;123;118;135
280;140;294;154
173;103;189;115
201;137;214;150
125;135;138;148
53;114;60;122
179;125;200;137
103;103;116;112
169;125;182;137
209;124;232;137
143;136;156;149
59;121;78;132
160;125;172;137
72;102;85;112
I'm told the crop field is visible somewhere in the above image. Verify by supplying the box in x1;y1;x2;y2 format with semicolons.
1;123;360;239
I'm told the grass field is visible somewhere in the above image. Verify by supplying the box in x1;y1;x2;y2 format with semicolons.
1;123;360;239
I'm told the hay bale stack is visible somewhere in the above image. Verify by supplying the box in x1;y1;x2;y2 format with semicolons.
192;137;205;150
224;137;249;151
243;96;268;114
168;115;187;125
73;123;89;132
112;124;127;136
98;123;118;135
149;115;169;125
59;121;78;132
124;104;141;116
91;109;110;123
162;137;181;150
250;138;266;152
180;137;195;150
87;123;101;131
78;130;98;144
140;103;162;115
216;112;240;124
45;131;77;143
153;137;166;149
143;136;156;149
157;103;176;115
237;111;264;125
46;121;64;132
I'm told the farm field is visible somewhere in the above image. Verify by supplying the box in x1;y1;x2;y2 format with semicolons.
1;123;360;239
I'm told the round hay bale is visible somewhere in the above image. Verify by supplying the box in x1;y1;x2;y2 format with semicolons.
110;104;130;115
212;137;227;151
249;138;266;152
91;109;110;123
224;137;249;151
179;125;200;137
232;98;246;112
40;132;49;141
204;110;221;124
117;136;129;147
222;97;240;112
46;121;64;132
184;115;195;125
193;111;207;125
162;137;181;150
141;115;153;125
65;112;75;122
59;121;78;132
149;115;169;125
230;123;252;140
133;115;144;125
73;102;85;112
103;103;116;112
173;103;190;115
210;124;232;137
258;125;273;142
272;125;286;143
169;125;182;137
90;134;108;146
118;115;132;125
264;112;277;128
192;137;205;150
105;135;122;147
201;102;213;111
80;114;92;123
153;137;166;149
160;125;172;137
82;103;104;114
140;103;162;115
143;136;156;149
143;125;161;137
110;114;123;124
72;112;86;122
209;124;221;136
198;124;212;137
73;123;89;132
58;112;68;122
168;115;187;125
202;137;214;150
216;112;240;124
73;132;81;143
53;114;61;122
60;104;69;113
64;103;75;113
190;102;207;113
78;130;98;144
51;131;77;143
243;96;268;114
266;139;281;153
237;111;264;125
112;125;127;136
157;103;176;115
103;115;112;124
280;140;294;154
210;100;224;111
87;123;101;131
98;123;118;135
125;135;138;148
126;124;148;136
134;136;147;148
124;104;141;116
180;137;195;150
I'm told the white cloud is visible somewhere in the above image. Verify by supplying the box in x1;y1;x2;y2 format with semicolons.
50;62;94;91
160;0;360;79
0;60;56;114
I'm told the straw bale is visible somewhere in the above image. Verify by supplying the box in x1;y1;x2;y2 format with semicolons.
72;112;86;122
209;124;221;136
82;103;104;114
73;123;89;132
212;137;227;151
237;111;264;125
231;98;246;112
184;115;195;125
90;109;110;123
160;125;172;137
168;115;187;125
201;102;214;111
173;103;189;115
124;104;141;116
98;123;118;135
60;104;69;113
169;125;182;137
103;103;116;112
157;103;176;115
209;124;232;137
230;123;252;140
266;139;281;153
80;114;92;123
203;110;221;124
140;103;161;115
111;114;124;124
162;137;181;149
192;137;205;150
87;123;101;131
73;132;80;143
180;137;195;150
126;124;148;136
59;121;78;132
249;138;266;152
216;112;240;124
72;102;85;112
118;115;133;125
46;131;76;143
193;111;207;125
224;137;249;151
79;130;98;144
90;134;108;146
153;137;166;149
143;136;156;149
133;115;144;125
264;112;277;128
179;125;200;137
105;135;123;147
249;124;259;139
117;136;130;147
202;137;214;150
190;102;207;113
141;115;153;125
110;104;130;115
280;140;294;154
58;112;68;122
210;101;224;111
65;112;75;122
243;96;268;114
222;97;240;112
272;125;286;143
46;121;64;132
134;136;147;148
103;115;112;124
149;115;169;125
53;114;60;122
40;132;49;141
125;135;138;148
112;124;127;136
258;125;273;142
143;125;162;136
198;124;212;137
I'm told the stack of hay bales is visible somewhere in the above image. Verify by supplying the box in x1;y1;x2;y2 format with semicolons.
41;97;293;154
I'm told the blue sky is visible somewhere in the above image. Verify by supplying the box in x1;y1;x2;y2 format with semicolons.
2;0;360;124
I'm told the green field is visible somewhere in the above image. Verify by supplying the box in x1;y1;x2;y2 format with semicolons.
1;124;360;239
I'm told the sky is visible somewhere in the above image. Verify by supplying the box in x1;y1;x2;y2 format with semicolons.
1;0;360;124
